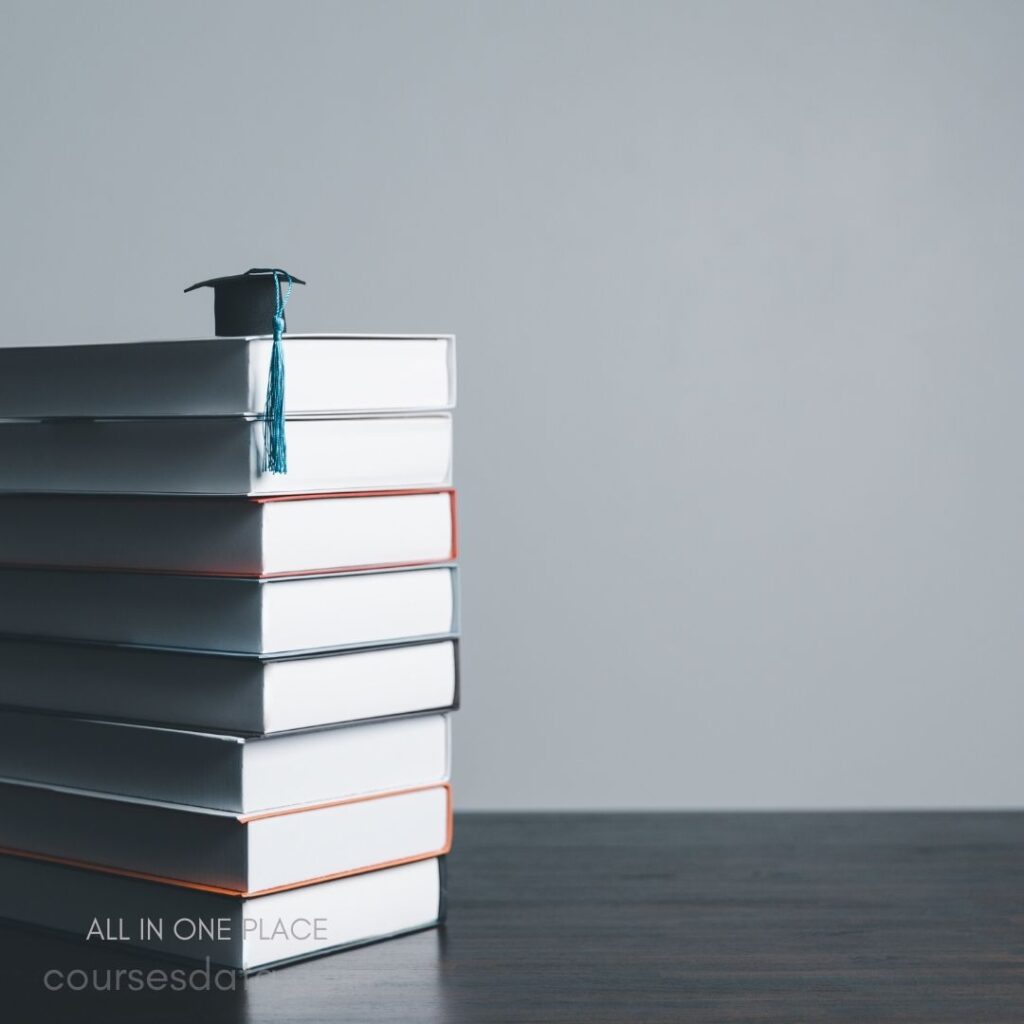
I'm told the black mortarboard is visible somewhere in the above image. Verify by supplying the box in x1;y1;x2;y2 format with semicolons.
184;268;306;336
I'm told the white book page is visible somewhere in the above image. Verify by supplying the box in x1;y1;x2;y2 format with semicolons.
262;492;453;574
242;714;450;812
242;858;440;968
248;337;454;413
264;641;456;732
247;786;449;892
249;416;453;495
260;568;455;654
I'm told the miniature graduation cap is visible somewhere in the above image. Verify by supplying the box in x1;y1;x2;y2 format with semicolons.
184;267;306;337
184;268;306;475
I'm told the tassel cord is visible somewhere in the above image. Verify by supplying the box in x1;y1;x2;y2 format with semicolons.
262;270;293;474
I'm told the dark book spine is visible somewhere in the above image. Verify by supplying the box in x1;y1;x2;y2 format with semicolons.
437;857;449;924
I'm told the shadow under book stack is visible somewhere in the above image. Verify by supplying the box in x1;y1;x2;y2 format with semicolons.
0;334;458;971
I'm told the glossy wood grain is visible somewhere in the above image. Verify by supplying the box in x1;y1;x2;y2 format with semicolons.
2;812;1023;1022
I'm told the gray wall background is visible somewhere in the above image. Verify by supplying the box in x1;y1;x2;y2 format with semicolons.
1;0;1022;809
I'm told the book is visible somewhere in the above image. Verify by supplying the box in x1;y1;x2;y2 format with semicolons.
0;415;453;495
0;710;451;813
0;780;452;895
0;853;445;970
0;490;457;576
0;636;459;733
0;335;455;418
0;565;458;655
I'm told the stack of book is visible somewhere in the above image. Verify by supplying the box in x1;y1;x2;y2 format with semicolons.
0;333;458;970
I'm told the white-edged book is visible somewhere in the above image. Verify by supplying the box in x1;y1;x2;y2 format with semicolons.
0;779;452;895
0;414;453;495
0;853;446;970
0;334;455;418
0;565;458;655
0;637;459;734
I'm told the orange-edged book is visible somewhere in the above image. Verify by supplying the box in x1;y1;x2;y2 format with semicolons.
0;708;452;814
0;489;457;577
0;780;452;896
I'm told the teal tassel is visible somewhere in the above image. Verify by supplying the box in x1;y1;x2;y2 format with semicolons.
262;271;293;474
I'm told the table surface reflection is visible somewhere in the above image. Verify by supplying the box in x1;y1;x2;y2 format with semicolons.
2;811;1023;1023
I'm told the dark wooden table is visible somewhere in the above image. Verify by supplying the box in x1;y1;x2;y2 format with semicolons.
2;812;1023;1022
